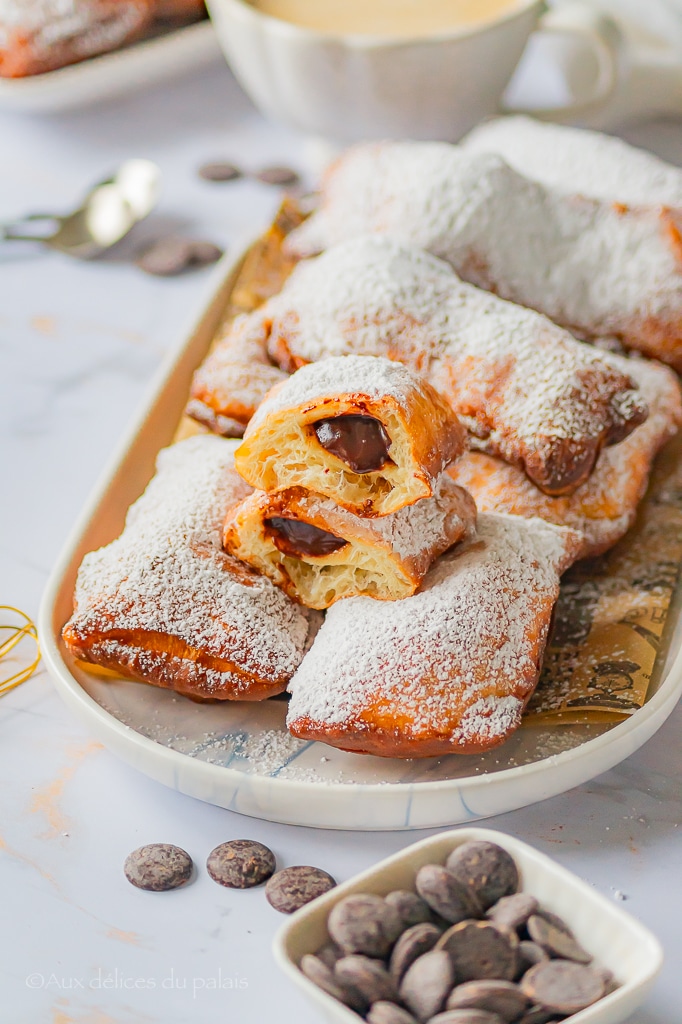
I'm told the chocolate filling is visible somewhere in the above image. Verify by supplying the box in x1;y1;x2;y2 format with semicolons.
265;517;347;558
313;415;392;473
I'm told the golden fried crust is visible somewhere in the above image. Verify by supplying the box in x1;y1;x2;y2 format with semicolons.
287;514;582;757
234;355;467;516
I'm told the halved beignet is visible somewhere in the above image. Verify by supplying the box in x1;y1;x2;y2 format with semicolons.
186;314;288;437
234;355;467;516
287;514;582;757
234;237;647;496
223;475;476;609
449;356;682;559
62;436;312;701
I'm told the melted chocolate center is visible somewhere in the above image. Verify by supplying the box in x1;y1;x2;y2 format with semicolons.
313;415;392;473
265;517;347;558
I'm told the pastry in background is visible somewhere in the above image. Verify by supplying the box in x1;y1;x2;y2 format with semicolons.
0;0;155;77
232;236;647;496
286;143;682;370
62;436;312;701
223;475;476;609
287;514;582;757
235;356;466;516
153;0;206;23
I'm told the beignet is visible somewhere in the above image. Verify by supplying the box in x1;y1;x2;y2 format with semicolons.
287;514;582;757
223;475;476;609
234;355;466;516
232;236;647;496
62;436;311;701
449;356;682;560
286;143;682;371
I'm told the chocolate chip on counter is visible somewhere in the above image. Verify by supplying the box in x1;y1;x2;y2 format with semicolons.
428;1011;505;1024
437;921;518;983
486;893;538;933
516;1007;560;1024
516;941;549;978
368;1002;419;1024
265;865;336;913
520;961;604;1015
386;889;434;928
445;842;519;910
390;923;443;984
335;955;400;1005
189;240;224;267
198;160;243;182
254;165;301;187
446;980;528;1022
399;949;455;1023
206;839;275;889
124;844;192;891
526;914;592;964
136;237;194;276
416;865;482;924
300;954;367;1013
328;893;404;957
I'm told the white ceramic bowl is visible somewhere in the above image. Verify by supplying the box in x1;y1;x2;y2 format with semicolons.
274;827;663;1024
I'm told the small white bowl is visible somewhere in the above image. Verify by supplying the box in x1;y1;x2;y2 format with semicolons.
273;827;663;1024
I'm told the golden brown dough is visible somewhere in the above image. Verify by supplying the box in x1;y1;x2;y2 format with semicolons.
223;475;476;609
449;357;682;559
287;514;582;757
62;436;312;701
234;355;467;516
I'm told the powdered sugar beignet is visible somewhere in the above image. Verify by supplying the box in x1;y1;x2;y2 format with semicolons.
287;143;682;370
450;356;682;560
240;237;647;496
287;514;582;757
62;436;311;701
223;476;476;609
235;356;466;516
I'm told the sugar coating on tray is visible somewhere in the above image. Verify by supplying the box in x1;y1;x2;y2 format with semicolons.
223;475;476;609
286;513;582;756
62;435;311;701
449;355;682;559
241;236;647;495
235;355;467;516
286;143;682;370
301;839;616;1022
187;314;288;437
462;115;682;207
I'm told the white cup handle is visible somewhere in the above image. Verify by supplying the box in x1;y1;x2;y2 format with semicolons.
503;1;623;120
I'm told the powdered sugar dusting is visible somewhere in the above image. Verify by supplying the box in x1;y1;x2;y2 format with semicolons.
0;0;149;60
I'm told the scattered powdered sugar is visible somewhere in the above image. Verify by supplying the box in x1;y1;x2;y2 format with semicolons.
462;116;682;208
287;143;682;354
66;435;310;691
287;513;582;751
0;0;147;55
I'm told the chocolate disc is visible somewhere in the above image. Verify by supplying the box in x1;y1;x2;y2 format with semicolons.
415;864;482;924
446;842;519;910
124;843;192;891
389;923;442;983
436;921;518;982
367;1003;419;1024
300;954;367;1012
521;961;604;1015
206;839;275;889
328;894;404;958
335;955;399;1005
526;914;592;964
254;165;301;187
516;941;549;978
265;865;336;913
198;161;242;182
385;889;434;928
399;949;455;1023
486;893;538;933
446;980;528;1022
428;1011;505;1024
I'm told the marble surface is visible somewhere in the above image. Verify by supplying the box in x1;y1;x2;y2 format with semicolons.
2;56;682;1024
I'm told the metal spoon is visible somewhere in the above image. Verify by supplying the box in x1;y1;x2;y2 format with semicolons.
1;158;161;259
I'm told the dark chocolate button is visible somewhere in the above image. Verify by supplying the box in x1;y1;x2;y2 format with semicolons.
367;1003;419;1024
136;237;194;276
265;865;336;913
446;980;528;1022
516;941;549;978
520;961;604;1015
385;890;434;928
415;865;482;925
328;894;404;958
486;893;538;933
399;949;455;1023
389;923;442;984
198;161;243;182
335;955;399;1004
300;953;367;1012
206;840;275;889
436;921;518;982
428;1012;505;1024
314;415;392;474
516;1007;560;1024
445;842;519;911
189;240;223;267
265;516;347;558
526;914;592;964
124;844;192;891
254;165;301;187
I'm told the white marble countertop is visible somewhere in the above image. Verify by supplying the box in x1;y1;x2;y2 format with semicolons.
2;57;682;1024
